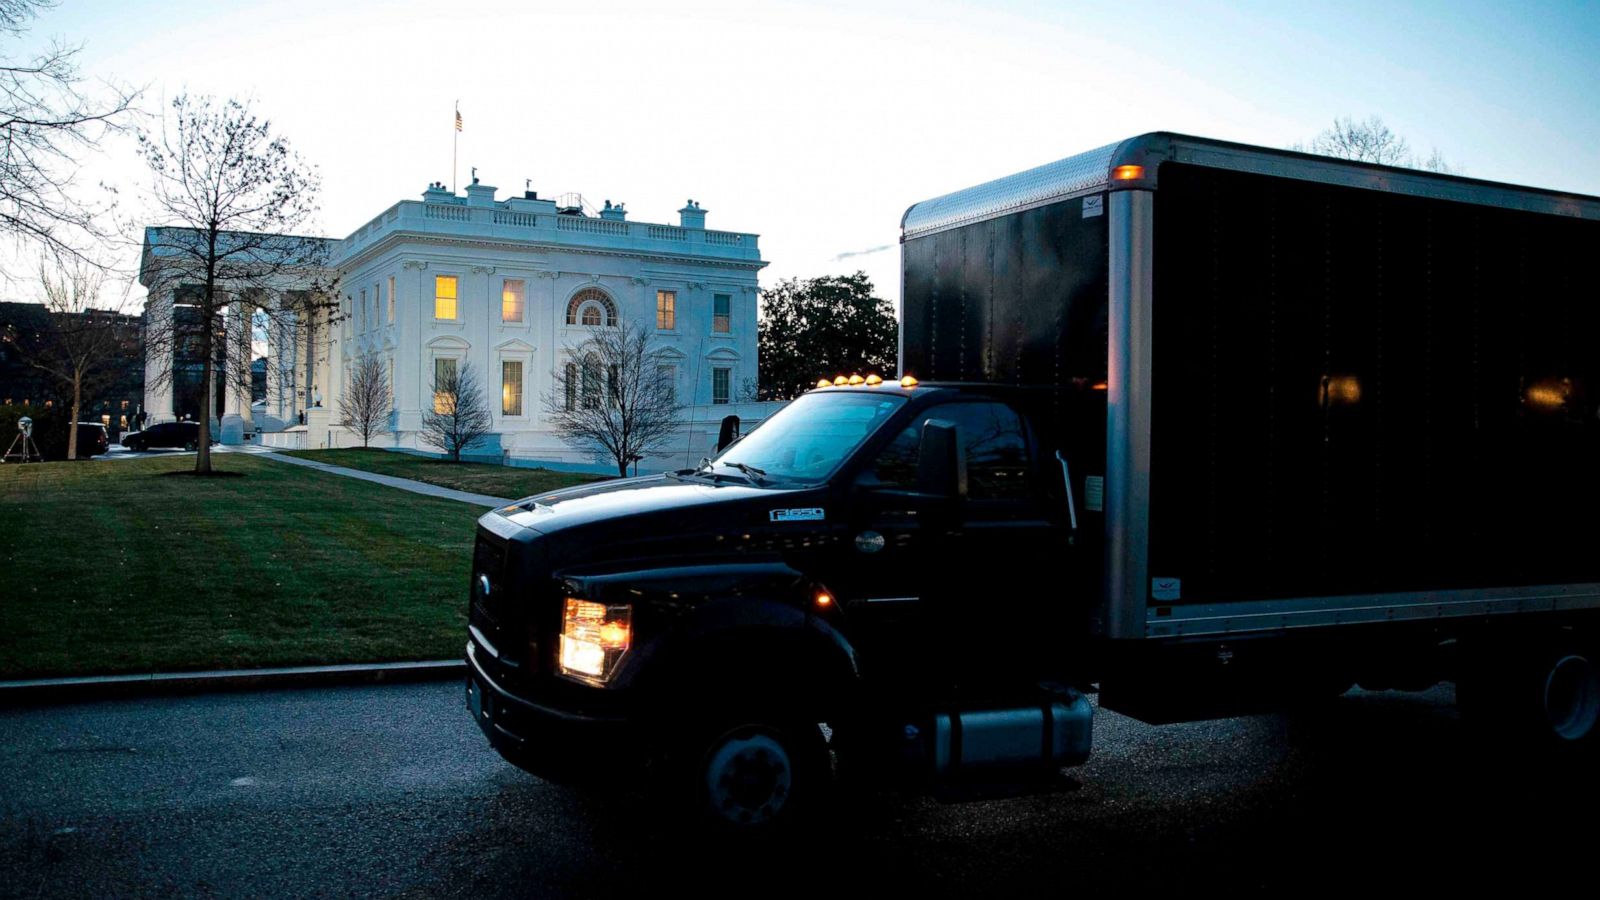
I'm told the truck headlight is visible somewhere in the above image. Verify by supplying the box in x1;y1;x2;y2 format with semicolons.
559;598;632;683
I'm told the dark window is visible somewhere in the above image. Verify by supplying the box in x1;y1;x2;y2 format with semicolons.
868;401;1032;500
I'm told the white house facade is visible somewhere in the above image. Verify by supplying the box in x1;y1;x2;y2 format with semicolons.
326;181;768;469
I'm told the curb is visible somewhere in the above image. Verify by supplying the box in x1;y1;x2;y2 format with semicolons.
0;659;467;707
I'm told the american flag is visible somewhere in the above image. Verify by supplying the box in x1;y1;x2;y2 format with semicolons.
455;107;463;132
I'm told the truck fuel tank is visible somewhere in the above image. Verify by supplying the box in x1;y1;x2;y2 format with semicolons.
919;688;1093;777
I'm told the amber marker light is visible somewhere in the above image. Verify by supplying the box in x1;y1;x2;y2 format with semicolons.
1113;165;1145;181
865;374;883;386
849;374;865;385
815;592;833;608
834;375;849;386
900;375;919;388
816;379;832;389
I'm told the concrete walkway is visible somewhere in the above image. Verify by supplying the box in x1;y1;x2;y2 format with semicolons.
257;451;514;507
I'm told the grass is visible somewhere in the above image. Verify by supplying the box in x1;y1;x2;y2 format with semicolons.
0;454;492;679
279;448;605;500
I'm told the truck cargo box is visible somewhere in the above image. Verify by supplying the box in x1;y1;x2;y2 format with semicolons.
900;133;1600;642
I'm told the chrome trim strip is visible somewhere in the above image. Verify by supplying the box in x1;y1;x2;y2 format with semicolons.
1147;583;1600;638
1103;189;1155;640
864;596;921;604
1055;450;1078;533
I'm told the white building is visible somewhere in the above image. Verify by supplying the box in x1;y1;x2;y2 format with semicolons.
142;179;774;472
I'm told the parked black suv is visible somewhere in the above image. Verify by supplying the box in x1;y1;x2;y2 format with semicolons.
121;421;213;451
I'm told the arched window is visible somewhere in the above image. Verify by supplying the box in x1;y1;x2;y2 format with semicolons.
566;288;617;327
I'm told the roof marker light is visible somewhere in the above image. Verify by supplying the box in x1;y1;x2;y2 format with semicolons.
848;374;865;385
833;375;849;386
900;375;919;388
865;374;883;386
816;379;832;389
1113;165;1145;181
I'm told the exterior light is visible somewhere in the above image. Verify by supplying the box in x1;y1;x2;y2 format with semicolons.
1524;377;1572;413
1092;381;1108;391
1113;165;1145;181
816;379;832;389
1319;374;1362;407
900;375;919;388
848;374;865;385
865;374;883;386
834;375;849;386
815;592;833;608
560;598;632;682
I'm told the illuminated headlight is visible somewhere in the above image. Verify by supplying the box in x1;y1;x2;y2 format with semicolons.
559;598;632;683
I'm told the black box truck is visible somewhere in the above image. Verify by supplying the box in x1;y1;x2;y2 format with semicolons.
465;132;1600;829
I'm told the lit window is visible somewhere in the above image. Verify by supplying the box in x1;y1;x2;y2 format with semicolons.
656;290;676;330
434;275;458;320
120;400;128;410
502;279;526;323
100;414;110;426
387;276;396;324
581;305;602;327
502;360;523;416
712;367;731;404
713;293;731;333
433;357;457;413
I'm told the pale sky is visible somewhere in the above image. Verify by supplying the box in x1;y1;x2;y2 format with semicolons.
9;0;1600;308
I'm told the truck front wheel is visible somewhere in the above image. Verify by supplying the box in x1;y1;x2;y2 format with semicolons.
665;712;830;832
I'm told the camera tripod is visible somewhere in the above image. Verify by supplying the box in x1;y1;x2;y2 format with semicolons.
2;429;41;463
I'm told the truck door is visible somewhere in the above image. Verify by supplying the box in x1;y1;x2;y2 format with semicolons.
845;399;1068;697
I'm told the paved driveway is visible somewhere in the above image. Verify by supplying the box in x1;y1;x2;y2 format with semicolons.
1;682;1593;897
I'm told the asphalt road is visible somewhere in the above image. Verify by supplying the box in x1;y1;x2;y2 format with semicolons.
1;682;1593;898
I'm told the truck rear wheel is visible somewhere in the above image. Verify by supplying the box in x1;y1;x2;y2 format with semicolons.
1459;635;1600;752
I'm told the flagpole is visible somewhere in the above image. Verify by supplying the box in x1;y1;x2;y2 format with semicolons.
452;100;459;194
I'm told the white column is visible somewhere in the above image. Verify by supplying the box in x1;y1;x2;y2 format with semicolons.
143;289;176;423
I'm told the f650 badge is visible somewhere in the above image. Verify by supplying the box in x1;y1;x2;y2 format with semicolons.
770;508;825;522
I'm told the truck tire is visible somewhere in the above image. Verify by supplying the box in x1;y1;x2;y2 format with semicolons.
663;710;831;833
1458;636;1600;753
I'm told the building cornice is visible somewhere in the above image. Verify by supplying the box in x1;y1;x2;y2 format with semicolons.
338;230;767;276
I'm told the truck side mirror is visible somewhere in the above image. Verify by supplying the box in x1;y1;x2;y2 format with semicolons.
916;419;967;499
716;415;741;452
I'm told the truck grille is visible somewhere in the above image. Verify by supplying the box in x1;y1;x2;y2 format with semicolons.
470;533;510;653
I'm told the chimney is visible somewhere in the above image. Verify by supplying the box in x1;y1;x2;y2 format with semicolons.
678;199;706;229
465;180;497;208
422;181;454;201
600;200;627;221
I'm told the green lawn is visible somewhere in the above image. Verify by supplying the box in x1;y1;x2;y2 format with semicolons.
0;454;490;679
279;449;605;500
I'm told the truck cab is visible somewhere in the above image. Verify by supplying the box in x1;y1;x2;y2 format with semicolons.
466;378;1095;827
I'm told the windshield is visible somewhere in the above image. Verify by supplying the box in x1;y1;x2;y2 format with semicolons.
710;391;907;484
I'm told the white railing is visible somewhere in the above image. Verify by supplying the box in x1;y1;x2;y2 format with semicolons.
648;224;688;241
493;211;537;227
705;230;744;246
555;216;628;236
423;204;470;221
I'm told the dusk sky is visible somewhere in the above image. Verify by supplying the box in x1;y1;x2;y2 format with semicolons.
13;0;1600;307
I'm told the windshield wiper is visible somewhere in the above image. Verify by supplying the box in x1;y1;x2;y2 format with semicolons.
721;461;768;485
669;457;718;482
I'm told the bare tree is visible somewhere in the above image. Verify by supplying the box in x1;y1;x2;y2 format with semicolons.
338;353;391;449
0;257;135;457
1;0;137;272
1293;115;1458;174
137;93;336;474
420;360;492;462
545;323;683;477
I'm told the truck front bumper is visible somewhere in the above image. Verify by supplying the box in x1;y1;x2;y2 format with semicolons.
465;640;634;782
